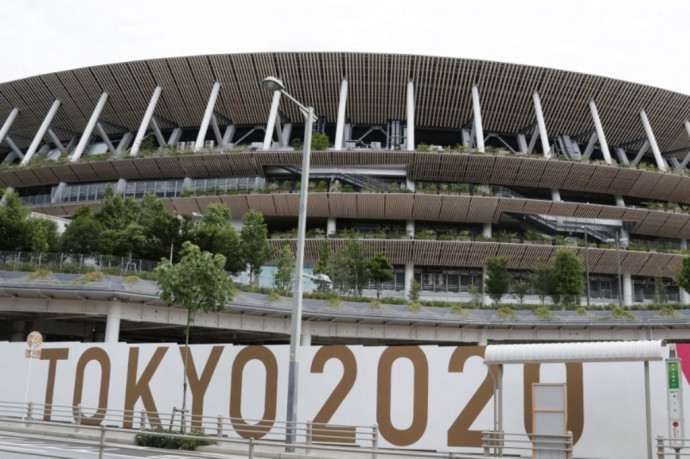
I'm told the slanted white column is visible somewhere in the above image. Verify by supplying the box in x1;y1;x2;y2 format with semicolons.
588;100;612;164
71;92;109;162
115;132;133;157
327;217;336;235
95;123;116;154
334;78;348;150
130;86;162;156
639;110;667;171
406;80;415;151
21;100;61;166
104;301;121;343
471;86;485;153
551;189;561;202
223;125;236;146
194;82;221;151
623;273;633;307
406;178;416;192
262;90;281;150
532;91;551;159
0;108;19;146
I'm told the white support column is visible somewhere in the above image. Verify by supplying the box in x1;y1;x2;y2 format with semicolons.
582;132;598;159
623;273;633;307
167;127;183;147
334;78;348;150
262;90;281;150
639;110;667;171
483;223;492;238
115;132;133;157
21;99;61;166
47;128;65;151
588;100;613;164
0;108;19;146
681;288;690;306
194;82;221;151
406;80;415;151
532;91;551;158
404;264;414;300
71;92;109;162
300;322;312;346
406;178;416;192
130;86;162;156
551;189;561;202
210;115;223;146
104;301;121;343
150;118;166;147
223;125;236;146
280;123;292;147
2;138;23;163
406;220;415;238
326;217;336;235
95;123;116;154
471;86;485;153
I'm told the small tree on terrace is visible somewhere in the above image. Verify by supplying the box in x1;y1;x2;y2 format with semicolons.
155;241;234;432
240;210;273;287
484;257;511;305
367;252;394;299
675;257;690;298
511;278;531;305
530;264;555;305
552;248;584;306
274;242;295;294
313;242;335;293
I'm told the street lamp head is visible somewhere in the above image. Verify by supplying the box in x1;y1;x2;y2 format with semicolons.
262;76;285;92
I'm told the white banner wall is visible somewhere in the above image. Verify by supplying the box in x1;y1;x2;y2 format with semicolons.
0;342;681;458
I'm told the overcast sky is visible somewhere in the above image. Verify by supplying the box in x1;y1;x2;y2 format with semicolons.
3;0;689;95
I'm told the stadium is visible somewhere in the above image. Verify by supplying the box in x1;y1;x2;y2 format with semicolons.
1;52;690;343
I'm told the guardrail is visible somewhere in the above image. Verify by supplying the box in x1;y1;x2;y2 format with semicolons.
657;436;690;458
0;400;584;458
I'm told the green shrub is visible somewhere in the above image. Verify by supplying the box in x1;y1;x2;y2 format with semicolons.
134;428;214;451
73;271;104;283
496;307;516;320
609;307;636;320
533;306;554;320
408;302;422;312
326;297;341;308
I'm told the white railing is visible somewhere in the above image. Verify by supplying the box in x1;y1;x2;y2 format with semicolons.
657;436;690;458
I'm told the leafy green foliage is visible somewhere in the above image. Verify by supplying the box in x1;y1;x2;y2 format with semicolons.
484;257;511;304
311;132;330;150
194;204;244;273
367;252;394;299
675;257;690;296
134;428;214;450
240;210;273;286
530;264;555;305
331;239;371;295
552;249;584;306
511;278;530;304
409;279;421;302
273;242;295;293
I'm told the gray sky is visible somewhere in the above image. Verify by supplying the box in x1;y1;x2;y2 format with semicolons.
3;0;690;95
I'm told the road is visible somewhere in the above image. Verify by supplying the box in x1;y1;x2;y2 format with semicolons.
0;433;246;458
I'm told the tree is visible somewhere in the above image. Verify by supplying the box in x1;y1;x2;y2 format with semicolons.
552;248;584;306
367;252;394;299
240;210;273;286
195;204;244;273
654;277;668;305
313;242;334;293
155;241;234;432
0;191;29;250
138;192;181;261
274;242;295;293
484;257;511;305
530;264;555;305
61;206;103;254
676;257;690;299
332;239;371;295
511;278;531;305
26;218;59;253
311;132;330;150
409;279;421;303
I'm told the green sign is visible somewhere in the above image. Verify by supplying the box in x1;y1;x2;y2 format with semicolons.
668;361;680;390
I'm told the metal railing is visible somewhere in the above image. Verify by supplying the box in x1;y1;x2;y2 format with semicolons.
481;430;573;458
0;250;158;275
0;400;486;459
657;436;690;458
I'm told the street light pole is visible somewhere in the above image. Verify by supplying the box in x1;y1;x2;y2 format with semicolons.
262;76;316;451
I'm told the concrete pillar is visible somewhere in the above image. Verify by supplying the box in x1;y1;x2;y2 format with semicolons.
471;86;485;153
681;288;690;306
532;91;551;159
300;321;311;346
71;92;109;162
262;90;281;150
681;239;688;250
406;178;416;192
404;263;414;300
104;301;121;343
334;78;348;150
477;328;488;346
406;220;415;238
588;100;613;164
0;108;19;146
327;217;336;236
194;81;221;151
639;110;667;171
130;86;162;156
482;266;491;306
406;80;415;150
483;223;492;238
21;100;61;166
623;273;633;307
551;189;561;202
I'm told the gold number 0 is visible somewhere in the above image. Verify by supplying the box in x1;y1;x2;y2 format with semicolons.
447;346;497;447
310;346;357;443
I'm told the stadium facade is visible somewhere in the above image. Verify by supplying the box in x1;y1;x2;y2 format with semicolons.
2;52;690;308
